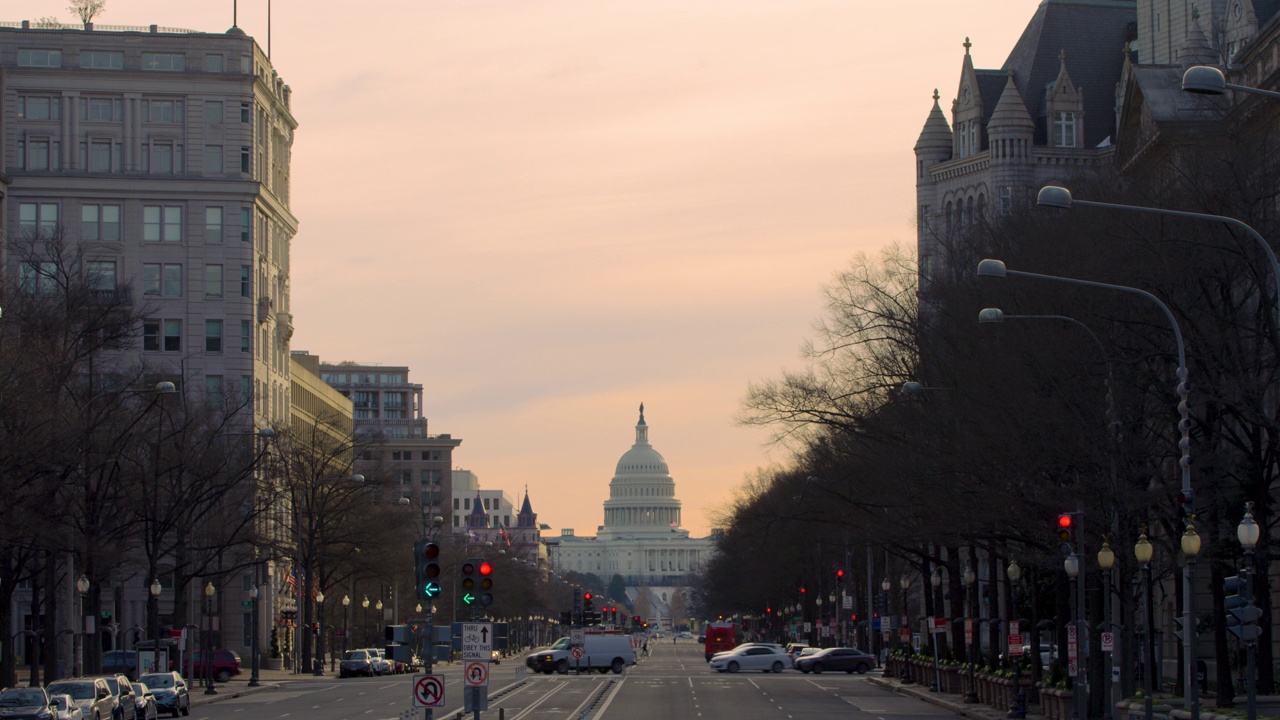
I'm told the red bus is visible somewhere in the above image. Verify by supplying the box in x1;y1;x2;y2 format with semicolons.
703;622;735;661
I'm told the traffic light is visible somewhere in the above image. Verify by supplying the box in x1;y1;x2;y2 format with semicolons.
583;592;594;612
1225;575;1262;641
835;569;845;585
460;557;483;607
1056;513;1075;555
560;611;572;625
312;623;320;635
413;540;442;603
477;560;494;606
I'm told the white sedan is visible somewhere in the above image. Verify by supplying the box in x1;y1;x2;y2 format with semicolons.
709;645;793;673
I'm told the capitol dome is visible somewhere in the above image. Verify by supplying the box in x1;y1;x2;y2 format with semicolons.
602;404;682;536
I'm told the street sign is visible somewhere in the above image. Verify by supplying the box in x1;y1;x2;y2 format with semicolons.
571;647;584;660
1101;632;1114;652
240;601;253;609
462;623;493;661
412;674;446;708
964;619;973;645
930;617;947;634
570;628;585;646
843;596;852;610
1009;620;1020;636
464;661;490;687
1008;634;1024;656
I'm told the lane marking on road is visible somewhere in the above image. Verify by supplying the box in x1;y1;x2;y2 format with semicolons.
505;679;569;720
587;676;627;719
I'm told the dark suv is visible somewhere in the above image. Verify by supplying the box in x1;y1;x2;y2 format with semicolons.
182;650;241;683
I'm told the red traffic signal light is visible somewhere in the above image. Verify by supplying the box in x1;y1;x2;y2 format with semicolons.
836;569;845;581
479;561;493;576
584;592;592;601
799;586;806;594
1057;514;1072;529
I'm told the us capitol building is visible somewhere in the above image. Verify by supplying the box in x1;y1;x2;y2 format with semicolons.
545;405;717;625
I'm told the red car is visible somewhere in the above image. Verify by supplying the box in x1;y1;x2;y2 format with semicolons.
181;650;241;683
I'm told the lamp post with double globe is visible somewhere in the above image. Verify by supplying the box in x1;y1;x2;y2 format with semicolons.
1008;561;1026;719
1135;528;1154;720
149;578;162;673
203;582;217;695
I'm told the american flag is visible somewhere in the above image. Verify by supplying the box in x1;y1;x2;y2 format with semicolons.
285;567;303;597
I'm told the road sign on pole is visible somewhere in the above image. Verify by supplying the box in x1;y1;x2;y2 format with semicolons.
464;661;490;687
461;623;492;662
412;675;446;708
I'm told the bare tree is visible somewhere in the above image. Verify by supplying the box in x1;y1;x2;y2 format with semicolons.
68;0;106;26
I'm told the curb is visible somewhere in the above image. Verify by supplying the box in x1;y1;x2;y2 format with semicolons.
868;676;1035;720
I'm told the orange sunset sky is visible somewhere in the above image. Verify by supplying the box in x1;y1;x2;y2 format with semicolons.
9;0;1037;536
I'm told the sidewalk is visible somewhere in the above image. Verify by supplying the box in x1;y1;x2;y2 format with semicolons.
868;673;1043;720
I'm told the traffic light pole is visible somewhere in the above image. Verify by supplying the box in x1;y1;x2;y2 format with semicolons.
1243;551;1258;720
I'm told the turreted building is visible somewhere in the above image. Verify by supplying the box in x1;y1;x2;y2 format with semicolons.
914;1;1138;289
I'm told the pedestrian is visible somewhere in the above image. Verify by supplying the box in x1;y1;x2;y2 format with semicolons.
673;636;677;646
642;638;649;657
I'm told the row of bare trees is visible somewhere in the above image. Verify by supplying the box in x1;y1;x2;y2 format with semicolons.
699;111;1280;709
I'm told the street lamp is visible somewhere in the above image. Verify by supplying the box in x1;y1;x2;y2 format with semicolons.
203;582;217;695
314;590;326;676
1098;537;1117;720
1064;555;1083;720
342;594;351;659
979;257;1198;717
899;575;912;684
75;575;89;677
361;596;370;646
1182;65;1280;99
1238;503;1261;720
149;579;162;675
1007;561;1026;719
1135;528;1154;720
881;577;892;675
248;583;260;686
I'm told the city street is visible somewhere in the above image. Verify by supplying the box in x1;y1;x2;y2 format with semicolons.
192;642;972;720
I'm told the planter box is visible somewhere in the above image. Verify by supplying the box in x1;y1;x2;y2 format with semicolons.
266;657;284;671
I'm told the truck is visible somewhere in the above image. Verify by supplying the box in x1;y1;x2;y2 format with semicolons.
524;635;635;674
703;622;736;661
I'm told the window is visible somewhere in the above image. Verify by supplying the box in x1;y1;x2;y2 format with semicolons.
241;103;251;123
81;204;121;241
86;261;117;294
1000;186;1013;216
204;145;223;174
205;100;224;124
18;96;59;120
18;49;61;67
240;320;251;352
241;266;251;297
79;51;123;70
19;262;58;294
205;207;223;243
240;209;252;242
19;203;59;238
204;265;223;297
84;97;119;121
143;99;183;123
163;320;182;351
141;53;185;71
145;142;182;174
85;141;118;172
206;375;224;403
204;54;225;73
240;147;251;173
143;206;183;242
1053;112;1076;148
143;321;160;351
22;139;53;171
241;375;253;403
205;320;223;352
142;263;182;297
958;121;967;157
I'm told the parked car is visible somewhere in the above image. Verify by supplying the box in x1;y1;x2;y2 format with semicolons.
709;645;792;673
794;647;876;674
44;680;114;720
128;685;156;720
135;673;187;718
361;649;392;676
100;652;139;682
0;687;56;720
47;695;82;720
90;676;138;720
339;650;374;678
181;650;240;683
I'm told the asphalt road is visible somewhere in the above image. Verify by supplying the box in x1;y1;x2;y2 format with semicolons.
192;641;969;720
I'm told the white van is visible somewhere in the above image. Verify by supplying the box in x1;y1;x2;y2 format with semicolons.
524;635;636;674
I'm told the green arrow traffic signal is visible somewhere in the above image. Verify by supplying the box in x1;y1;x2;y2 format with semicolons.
424;581;441;598
463;592;476;605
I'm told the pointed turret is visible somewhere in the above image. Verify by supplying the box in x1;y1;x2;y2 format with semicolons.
915;89;953;154
1045;49;1085;148
989;73;1035;133
517;486;537;528
1176;9;1217;66
467;492;489;528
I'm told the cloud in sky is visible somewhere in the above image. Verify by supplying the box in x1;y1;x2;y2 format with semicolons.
8;0;1033;534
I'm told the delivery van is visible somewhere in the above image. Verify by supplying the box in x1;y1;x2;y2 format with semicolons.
525;635;636;674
